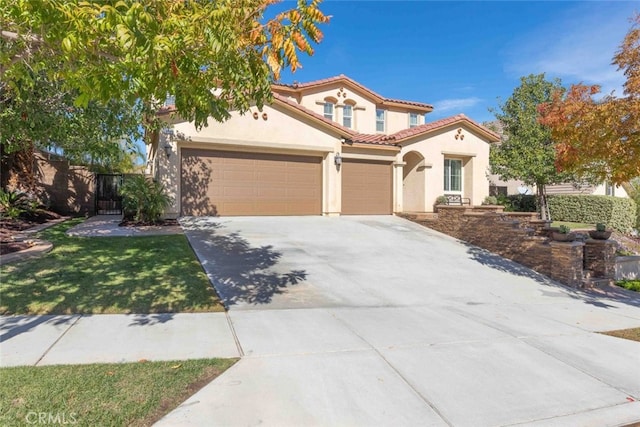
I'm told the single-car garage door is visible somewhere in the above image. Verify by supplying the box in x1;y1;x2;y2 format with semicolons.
341;158;392;215
181;149;322;216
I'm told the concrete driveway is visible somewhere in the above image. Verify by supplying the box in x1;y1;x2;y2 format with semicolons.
161;215;640;426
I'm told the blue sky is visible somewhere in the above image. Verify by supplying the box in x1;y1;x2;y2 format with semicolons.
277;1;639;124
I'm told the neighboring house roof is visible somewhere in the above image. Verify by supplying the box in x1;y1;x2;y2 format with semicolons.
272;74;434;113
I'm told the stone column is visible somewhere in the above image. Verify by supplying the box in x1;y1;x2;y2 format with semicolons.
549;241;585;288
584;239;617;279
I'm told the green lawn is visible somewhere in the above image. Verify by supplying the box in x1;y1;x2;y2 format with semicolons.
0;358;237;427
0;219;224;314
551;221;595;230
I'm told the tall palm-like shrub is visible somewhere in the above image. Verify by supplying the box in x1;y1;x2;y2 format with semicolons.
119;175;172;223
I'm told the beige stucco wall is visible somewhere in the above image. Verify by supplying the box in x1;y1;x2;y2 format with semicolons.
399;124;492;212
297;85;378;134
153;103;491;217
292;84;426;135
591;183;629;198
386;107;424;135
157;103;344;217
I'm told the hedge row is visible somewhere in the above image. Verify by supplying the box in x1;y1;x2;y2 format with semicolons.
496;194;537;212
547;195;637;232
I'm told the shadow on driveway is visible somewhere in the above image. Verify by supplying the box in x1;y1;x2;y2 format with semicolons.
181;218;307;307
464;243;640;309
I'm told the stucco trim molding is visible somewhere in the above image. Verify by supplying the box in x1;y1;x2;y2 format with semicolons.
183;136;333;154
441;151;477;157
341;153;397;162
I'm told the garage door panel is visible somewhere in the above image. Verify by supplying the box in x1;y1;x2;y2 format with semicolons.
181;149;322;216
342;159;392;215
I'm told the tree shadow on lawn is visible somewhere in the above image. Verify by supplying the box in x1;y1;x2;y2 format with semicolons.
180;217;307;307
464;243;640;309
0;233;223;317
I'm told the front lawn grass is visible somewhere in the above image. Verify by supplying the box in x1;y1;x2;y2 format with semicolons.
551;221;594;230
0;219;224;314
0;358;237;427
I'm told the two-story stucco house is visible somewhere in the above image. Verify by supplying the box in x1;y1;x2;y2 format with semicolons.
149;75;500;217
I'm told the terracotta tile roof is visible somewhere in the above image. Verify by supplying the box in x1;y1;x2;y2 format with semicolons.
273;74;433;111
159;93;498;147
388;114;501;143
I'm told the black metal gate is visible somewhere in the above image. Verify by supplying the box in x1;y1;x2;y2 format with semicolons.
95;174;123;215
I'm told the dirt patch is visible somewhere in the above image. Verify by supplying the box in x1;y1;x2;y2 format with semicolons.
0;209;62;255
0;240;35;255
612;232;640;255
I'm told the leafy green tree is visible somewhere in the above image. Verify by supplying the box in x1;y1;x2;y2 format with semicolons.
1;0;328;196
1;0;329;133
490;74;580;220
0;69;142;190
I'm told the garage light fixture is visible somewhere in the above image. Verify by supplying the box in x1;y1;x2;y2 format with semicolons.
163;143;172;159
334;153;342;166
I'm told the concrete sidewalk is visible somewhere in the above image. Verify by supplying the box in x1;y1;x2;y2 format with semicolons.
66;215;182;237
0;313;240;366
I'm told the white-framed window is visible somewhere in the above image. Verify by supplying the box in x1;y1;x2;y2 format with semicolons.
376;109;385;132
444;158;462;192
324;102;334;121
409;113;419;128
343;105;353;128
605;182;615;196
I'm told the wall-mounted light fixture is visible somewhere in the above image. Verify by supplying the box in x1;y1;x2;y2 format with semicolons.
160;127;175;159
334;153;342;166
163;143;172;158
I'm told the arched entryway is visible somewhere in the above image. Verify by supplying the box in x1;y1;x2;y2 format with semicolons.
402;151;426;212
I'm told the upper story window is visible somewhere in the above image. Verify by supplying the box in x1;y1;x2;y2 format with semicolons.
605;182;615;196
343;105;353;128
376;109;385;133
323;102;334;121
409;113;419;128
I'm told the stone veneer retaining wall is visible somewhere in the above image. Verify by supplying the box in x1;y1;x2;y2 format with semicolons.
403;205;616;288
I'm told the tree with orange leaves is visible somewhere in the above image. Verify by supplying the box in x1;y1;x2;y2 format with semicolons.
539;15;640;184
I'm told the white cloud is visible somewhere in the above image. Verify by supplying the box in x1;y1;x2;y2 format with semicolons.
433;97;483;113
504;2;638;95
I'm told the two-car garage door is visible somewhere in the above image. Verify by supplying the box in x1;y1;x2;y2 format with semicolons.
180;149;393;216
181;149;322;216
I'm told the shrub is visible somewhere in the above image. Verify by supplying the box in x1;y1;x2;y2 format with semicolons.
495;194;537;212
435;195;448;205
547;195;636;233
558;224;571;234
0;189;29;219
596;222;607;232
119;175;173;223
482;195;498;205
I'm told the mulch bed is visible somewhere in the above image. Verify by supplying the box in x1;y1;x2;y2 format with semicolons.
119;218;179;227
0;210;62;255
